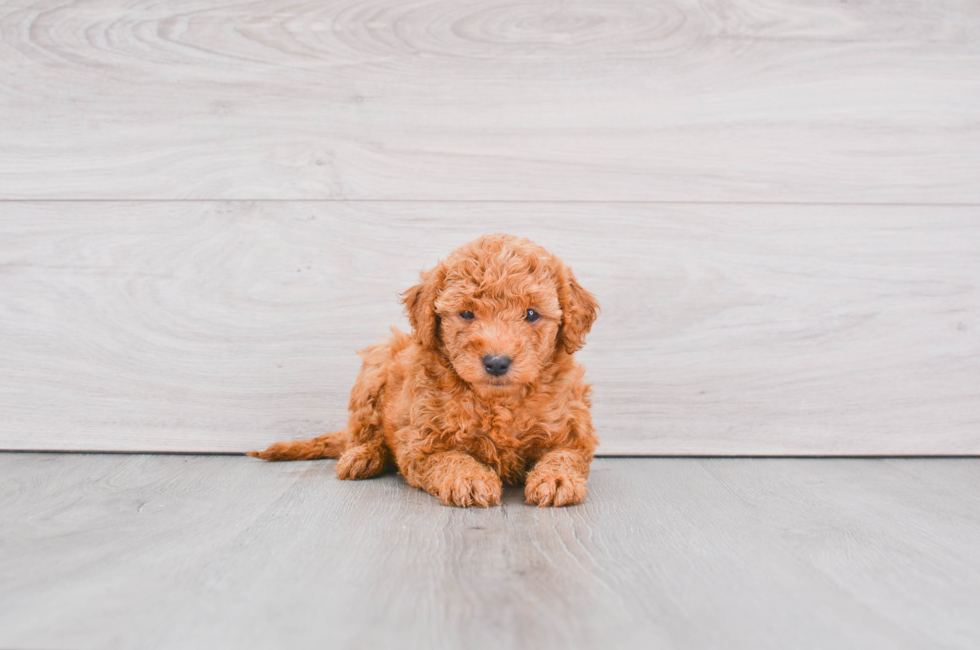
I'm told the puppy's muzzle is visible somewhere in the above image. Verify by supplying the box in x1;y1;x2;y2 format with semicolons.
482;355;511;377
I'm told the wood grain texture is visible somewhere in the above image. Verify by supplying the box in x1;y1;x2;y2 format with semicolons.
1;201;978;454
1;0;978;202
2;454;979;649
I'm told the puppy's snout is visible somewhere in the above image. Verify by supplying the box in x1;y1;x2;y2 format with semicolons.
482;355;512;377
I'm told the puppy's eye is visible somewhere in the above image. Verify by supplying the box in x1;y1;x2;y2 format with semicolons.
459;311;475;320
525;309;541;323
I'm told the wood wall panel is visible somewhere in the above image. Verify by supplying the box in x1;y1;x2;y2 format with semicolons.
1;202;977;454
0;0;977;202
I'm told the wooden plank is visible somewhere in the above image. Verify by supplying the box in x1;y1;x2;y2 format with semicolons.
1;201;978;454
2;454;979;649
0;0;978;202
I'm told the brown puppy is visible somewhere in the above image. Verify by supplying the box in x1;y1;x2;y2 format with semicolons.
249;234;599;507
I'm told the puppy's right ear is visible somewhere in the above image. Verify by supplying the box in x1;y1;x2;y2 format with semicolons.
400;265;444;350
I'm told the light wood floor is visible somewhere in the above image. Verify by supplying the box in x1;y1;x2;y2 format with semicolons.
3;453;978;649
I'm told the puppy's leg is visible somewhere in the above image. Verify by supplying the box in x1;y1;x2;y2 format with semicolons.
333;409;389;482
333;342;394;480
525;449;592;507
336;437;389;481
400;450;502;508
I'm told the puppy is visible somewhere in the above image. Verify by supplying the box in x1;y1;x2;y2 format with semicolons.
249;233;599;507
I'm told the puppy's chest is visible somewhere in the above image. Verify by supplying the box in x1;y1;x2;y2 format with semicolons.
446;395;563;452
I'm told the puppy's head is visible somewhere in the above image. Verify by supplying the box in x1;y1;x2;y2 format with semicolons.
402;234;598;395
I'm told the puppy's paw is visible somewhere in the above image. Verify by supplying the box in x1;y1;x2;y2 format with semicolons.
525;470;586;507
434;471;502;508
336;445;386;480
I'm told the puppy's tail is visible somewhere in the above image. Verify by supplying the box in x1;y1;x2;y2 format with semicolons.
246;430;348;461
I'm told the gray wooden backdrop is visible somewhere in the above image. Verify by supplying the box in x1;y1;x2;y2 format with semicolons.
1;0;978;454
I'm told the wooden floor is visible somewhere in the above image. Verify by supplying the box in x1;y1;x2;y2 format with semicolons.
3;453;979;649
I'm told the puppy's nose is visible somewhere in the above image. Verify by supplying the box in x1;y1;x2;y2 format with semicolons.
482;354;511;377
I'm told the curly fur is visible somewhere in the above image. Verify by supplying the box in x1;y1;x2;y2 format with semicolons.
248;234;599;508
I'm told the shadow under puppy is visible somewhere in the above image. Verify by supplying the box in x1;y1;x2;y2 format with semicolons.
249;233;599;507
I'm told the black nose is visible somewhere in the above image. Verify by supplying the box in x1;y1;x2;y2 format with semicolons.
482;355;511;377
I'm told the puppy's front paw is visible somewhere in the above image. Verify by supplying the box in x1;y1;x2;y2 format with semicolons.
434;471;502;508
336;445;386;480
525;471;586;507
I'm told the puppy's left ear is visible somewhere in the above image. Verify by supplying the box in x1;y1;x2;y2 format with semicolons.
556;263;599;354
400;264;445;350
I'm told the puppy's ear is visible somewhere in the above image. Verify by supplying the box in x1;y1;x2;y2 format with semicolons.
556;263;599;355
401;265;444;350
